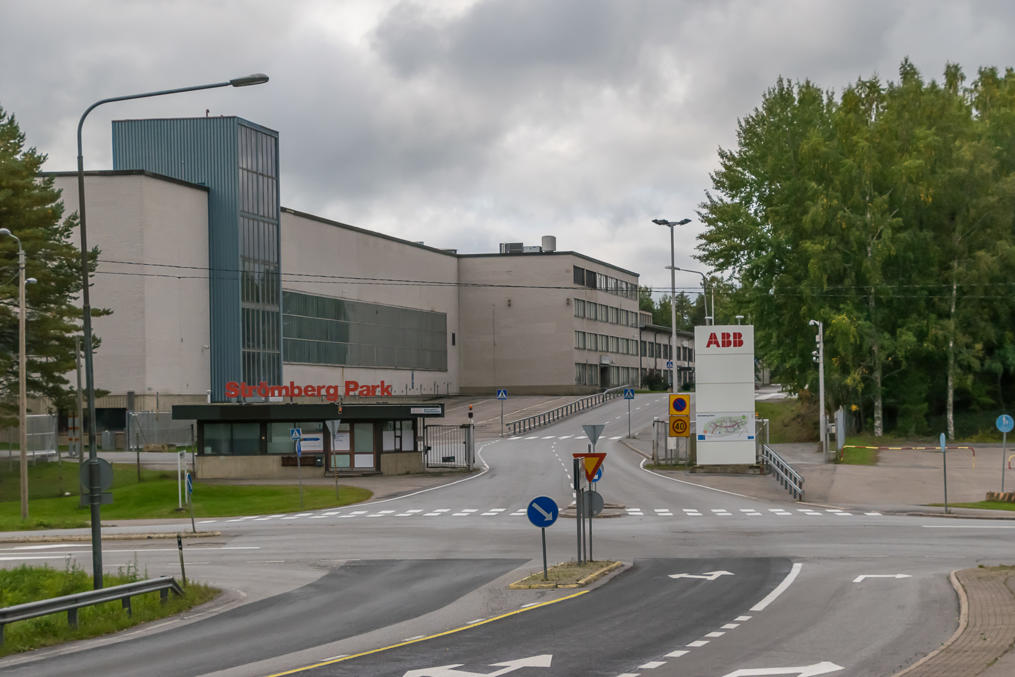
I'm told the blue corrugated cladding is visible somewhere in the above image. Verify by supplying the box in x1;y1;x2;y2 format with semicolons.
112;117;281;401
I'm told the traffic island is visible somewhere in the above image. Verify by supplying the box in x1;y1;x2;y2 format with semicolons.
559;502;627;518
509;560;623;589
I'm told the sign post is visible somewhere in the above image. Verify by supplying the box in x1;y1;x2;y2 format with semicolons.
527;496;559;580
573;451;606;564
998;415;1013;493
497;389;508;437
572;457;582;564
624;388;635;437
186;471;196;533
291;427;303;509
941;432;948;514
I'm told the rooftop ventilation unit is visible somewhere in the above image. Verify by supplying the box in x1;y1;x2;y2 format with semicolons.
499;242;525;254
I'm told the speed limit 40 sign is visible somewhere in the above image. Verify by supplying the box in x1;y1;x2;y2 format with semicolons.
669;415;689;437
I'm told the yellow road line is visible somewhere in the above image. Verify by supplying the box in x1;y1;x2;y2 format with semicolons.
265;589;589;676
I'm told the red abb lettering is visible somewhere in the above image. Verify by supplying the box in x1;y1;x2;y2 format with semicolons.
705;332;719;348
732;331;743;347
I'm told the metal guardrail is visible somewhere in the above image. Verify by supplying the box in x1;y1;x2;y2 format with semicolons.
506;386;630;436
0;576;184;645
760;444;805;500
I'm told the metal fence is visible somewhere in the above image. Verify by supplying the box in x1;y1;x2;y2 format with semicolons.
506;386;629;436
127;412;194;450
1;414;58;466
760;443;805;500
652;417;693;464
423;424;474;469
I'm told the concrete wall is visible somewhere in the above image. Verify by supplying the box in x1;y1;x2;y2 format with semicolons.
280;209;461;399
458;253;640;394
379;451;424;474
55;172;211;401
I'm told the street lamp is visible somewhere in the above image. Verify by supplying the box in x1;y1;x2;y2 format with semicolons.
809;319;827;460
653;218;691;392
0;228;35;520
671;266;713;326
76;73;268;588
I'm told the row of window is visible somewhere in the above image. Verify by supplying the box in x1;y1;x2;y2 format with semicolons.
573;299;640;327
574;331;639;356
282;290;448;371
201;419;415;456
238;124;278;178
641;342;693;361
572;266;638;300
574;363;638;386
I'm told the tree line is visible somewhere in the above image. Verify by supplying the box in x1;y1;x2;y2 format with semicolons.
696;60;1015;438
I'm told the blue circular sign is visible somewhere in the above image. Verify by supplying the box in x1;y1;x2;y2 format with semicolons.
527;496;559;528
592;467;603;483
997;414;1014;434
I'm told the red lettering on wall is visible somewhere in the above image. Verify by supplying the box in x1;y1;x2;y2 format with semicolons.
733;332;744;347
225;381;240;398
705;333;720;348
345;380;359;397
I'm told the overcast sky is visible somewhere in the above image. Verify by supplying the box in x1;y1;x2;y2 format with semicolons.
3;0;1015;298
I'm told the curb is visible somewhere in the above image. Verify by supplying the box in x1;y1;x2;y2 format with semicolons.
0;531;223;544
892;570;968;676
508;561;624;590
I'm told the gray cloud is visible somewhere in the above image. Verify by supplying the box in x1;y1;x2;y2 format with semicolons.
3;0;1015;296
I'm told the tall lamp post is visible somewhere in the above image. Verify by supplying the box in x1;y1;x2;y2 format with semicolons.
76;73;268;589
0;228;35;520
673;266;712;325
652;218;691;391
809;319;826;460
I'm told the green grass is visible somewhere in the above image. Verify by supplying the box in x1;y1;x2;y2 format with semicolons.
934;501;1015;512
0;462;372;531
754;398;818;443
0;561;218;657
837;446;879;465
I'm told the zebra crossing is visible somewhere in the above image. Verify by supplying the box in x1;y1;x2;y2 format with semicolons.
196;506;882;526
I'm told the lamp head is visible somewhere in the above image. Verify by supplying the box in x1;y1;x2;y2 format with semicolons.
808;319;818;327
229;73;269;87
652;219;669;226
675;218;691;225
26;277;37;285
0;228;11;237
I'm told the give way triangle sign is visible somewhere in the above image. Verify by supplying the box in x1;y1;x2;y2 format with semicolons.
573;452;606;482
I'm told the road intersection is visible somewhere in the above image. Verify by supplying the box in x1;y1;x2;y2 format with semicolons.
0;393;1011;676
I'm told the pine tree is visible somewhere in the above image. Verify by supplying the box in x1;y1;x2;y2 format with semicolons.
0;106;100;425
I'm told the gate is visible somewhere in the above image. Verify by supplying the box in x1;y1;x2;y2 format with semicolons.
423;424;474;470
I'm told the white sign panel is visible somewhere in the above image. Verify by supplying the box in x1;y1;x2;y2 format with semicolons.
694;325;756;465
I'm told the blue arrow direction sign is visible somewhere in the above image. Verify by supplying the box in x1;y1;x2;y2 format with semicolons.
497;388;508;400
623;388;635;399
185;472;193;495
527;496;559;528
997;414;1014;434
592;466;603;483
290;427;301;441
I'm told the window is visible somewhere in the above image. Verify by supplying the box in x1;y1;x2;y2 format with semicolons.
574;299;585;318
382;420;416;452
574;266;585;285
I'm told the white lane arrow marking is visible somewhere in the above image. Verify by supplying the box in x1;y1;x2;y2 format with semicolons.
722;660;844;677
853;574;912;583
668;570;734;581
403;654;552;677
531;503;552;520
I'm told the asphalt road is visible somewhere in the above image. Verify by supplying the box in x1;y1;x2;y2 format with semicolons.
0;393;1010;676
